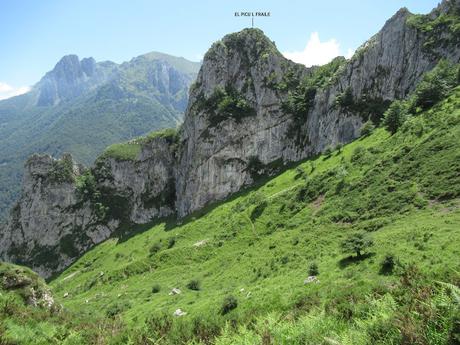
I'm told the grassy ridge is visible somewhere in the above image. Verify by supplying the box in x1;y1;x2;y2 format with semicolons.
99;128;178;161
34;88;460;343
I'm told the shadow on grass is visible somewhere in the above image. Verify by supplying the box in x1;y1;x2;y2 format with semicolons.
338;252;375;269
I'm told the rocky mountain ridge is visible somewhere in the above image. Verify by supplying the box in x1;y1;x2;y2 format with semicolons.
0;51;200;221
1;0;459;277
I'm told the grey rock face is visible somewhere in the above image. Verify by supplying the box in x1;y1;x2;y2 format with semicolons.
176;5;460;216
94;136;177;225
0;154;109;277
1;1;459;277
36;55;116;106
0;134;177;277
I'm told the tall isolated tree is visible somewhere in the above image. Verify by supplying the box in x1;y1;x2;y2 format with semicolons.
383;100;407;135
341;232;373;258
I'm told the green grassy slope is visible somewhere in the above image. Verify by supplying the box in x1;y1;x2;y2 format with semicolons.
40;88;460;344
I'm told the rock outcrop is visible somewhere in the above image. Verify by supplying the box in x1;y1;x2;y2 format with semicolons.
1;0;459;277
0;132;178;277
0;261;58;310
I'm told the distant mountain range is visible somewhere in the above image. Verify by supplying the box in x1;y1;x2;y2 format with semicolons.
0;52;200;220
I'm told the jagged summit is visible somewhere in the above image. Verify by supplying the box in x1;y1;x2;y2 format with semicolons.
36;54;116;106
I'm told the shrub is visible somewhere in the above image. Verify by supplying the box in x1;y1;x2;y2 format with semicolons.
414;60;458;110
380;254;396;275
360;120;375;137
335;87;354;109
350;146;369;163
106;301;130;318
450;309;460;345
281;84;316;120
336;143;343;153
48;154;75;183
280;256;289;265
340;232;373;258
186;279;200;291
198;85;257;126
308;262;319;276
76;170;100;201
220;295;238;315
324;146;333;157
383;100;408;134
149;243;162;255
167;237;176;249
151;284;161;293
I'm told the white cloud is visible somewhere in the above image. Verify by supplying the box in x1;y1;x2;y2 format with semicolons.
283;32;355;67
0;82;31;101
345;48;355;59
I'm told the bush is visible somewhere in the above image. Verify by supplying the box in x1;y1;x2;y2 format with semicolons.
450;309;460;345
282;84;316;120
220;295;238;315
151;284;161;293
380;254;396;275
360;120;375;137
186;279;200;291
167;237;176;249
335;87;354;109
75;170;100;201
383;100;408;135
149;243;162;255
106;301;130;318
308;262;319;276
350;146;369;163
341;232;373;258
414;60;458;111
324;146;333;157
198;85;257;126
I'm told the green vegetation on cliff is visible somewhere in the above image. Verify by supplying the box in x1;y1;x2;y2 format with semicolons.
99;128;178;161
407;2;460;54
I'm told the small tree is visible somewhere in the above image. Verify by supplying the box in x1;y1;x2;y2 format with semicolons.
186;279;200;291
151;284;161;293
220;295;238;315
341;232;373;258
383;100;407;135
336;86;354;110
414;60;457;110
360;120;375;137
380;254;396;275
308;262;319;276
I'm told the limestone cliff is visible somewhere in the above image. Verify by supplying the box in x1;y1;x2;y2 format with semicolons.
1;0;459;277
176;2;460;215
0;133;177;277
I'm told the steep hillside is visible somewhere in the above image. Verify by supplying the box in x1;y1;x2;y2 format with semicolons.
1;85;458;345
42;87;460;344
0;52;200;220
1;1;459;278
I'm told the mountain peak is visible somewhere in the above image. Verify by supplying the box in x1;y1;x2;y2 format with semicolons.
36;55;111;106
204;28;280;62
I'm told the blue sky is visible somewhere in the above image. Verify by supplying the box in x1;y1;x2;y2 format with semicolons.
0;0;440;99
